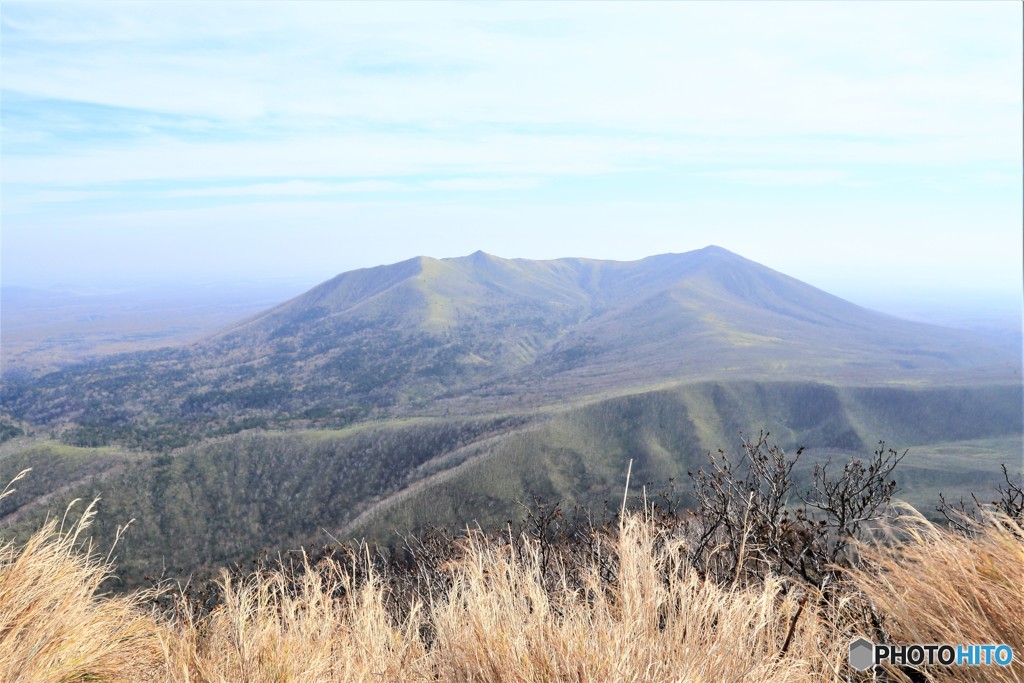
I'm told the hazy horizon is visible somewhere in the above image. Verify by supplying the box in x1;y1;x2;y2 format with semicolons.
3;247;1021;334
2;2;1022;306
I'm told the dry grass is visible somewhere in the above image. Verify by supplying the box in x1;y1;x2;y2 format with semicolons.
426;514;843;682
2;491;1021;682
159;551;428;682
850;506;1024;683
149;511;847;683
0;495;163;682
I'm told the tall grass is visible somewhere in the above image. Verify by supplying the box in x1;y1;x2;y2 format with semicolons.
160;552;427;682
426;514;842;682
850;507;1024;683
153;510;845;682
1;493;1020;681
0;494;162;682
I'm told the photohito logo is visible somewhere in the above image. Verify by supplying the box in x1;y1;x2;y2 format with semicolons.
849;638;1014;671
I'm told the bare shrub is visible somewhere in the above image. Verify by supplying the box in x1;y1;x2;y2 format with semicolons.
937;463;1024;534
686;431;905;595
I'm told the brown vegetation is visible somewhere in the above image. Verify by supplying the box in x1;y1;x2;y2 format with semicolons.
2;450;1022;682
850;507;1024;683
1;507;1021;681
0;475;163;682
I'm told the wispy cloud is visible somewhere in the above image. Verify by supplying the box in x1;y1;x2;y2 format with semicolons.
3;3;1020;188
162;177;540;199
424;178;540;191
167;180;410;198
700;169;849;186
4;3;1020;143
1;1;1020;291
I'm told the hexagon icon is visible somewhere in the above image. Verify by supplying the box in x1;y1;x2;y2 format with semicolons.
849;637;875;671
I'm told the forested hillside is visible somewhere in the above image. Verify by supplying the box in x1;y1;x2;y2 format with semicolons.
1;249;1020;585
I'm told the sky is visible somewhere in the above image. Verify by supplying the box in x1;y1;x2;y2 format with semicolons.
1;1;1022;309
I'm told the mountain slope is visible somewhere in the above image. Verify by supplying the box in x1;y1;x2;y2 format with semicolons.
2;248;1017;449
2;381;1019;587
344;381;1023;543
208;245;1019;395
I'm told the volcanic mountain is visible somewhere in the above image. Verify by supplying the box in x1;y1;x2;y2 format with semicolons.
3;246;1017;440
1;246;1020;585
224;245;1016;389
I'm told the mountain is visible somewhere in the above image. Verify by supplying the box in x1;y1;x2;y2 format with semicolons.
193;245;1024;403
222;245;1015;389
0;247;1020;586
3;247;1015;449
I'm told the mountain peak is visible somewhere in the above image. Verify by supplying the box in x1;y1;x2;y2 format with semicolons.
696;245;738;257
465;250;500;265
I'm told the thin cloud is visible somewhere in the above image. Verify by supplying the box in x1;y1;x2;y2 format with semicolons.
3;3;1019;139
167;180;410;198
1;1;1020;293
425;178;540;191
700;169;848;186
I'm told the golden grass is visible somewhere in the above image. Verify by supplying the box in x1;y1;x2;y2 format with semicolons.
850;507;1024;683
115;512;847;683
0;497;163;682
159;554;427;682
426;514;843;683
2;492;1021;682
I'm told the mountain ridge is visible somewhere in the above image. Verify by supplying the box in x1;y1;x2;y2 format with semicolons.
218;245;1002;362
1;246;1018;450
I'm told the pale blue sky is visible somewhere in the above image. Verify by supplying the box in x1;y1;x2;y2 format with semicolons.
2;1;1021;306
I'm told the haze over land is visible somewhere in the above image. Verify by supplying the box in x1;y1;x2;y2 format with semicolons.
3;262;1020;383
0;279;317;374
